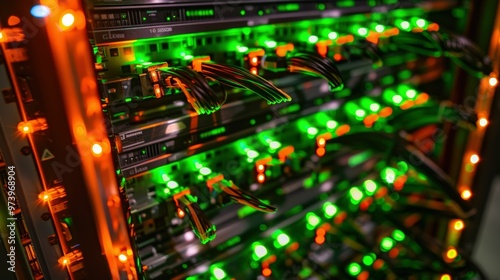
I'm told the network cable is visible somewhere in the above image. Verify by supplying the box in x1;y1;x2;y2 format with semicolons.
159;66;226;115
177;193;216;244
192;59;292;104
261;52;344;92
210;179;277;213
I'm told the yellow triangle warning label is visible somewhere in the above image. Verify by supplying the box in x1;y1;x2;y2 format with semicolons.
41;149;55;161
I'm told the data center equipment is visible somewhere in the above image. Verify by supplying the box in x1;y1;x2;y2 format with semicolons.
1;0;499;279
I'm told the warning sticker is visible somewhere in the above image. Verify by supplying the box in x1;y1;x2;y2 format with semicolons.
41;149;55;161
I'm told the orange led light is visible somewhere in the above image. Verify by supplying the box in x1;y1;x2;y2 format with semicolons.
470;154;479;164
251;56;259;66
478;118;488;127
17;122;33;134
446;247;458;259
257;174;266;183
453;220;464;231
91;143;103;157
177;208;185;218
315;235;325;244
440;274;451;280
461;189;472;200
489;77;498;87
58;256;69;266
316;148;326;157
257;164;265;172
118;253;128;263
262;268;272;277
0;30;3;41
316;228;326;236
61;12;75;27
317;137;326;146
250;67;258;75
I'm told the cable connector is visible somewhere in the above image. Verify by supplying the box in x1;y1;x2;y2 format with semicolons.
261;55;288;72
191;56;211;72
207;174;277;213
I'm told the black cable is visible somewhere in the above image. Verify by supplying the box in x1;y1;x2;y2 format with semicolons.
212;179;277;213
199;62;291;104
324;132;472;212
387;103;477;131
341;40;384;68
159;66;226;115
178;194;216;244
287;52;344;91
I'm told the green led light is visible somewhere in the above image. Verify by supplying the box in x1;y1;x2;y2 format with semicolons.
307;127;319;135
381;167;397;184
400;21;410;30
370;103;380;112
269;141;282;150
357;27;368;36
363;180;377;195
308;35;319;44
162;174;170;182
328;32;338;40
392;229;405;241
265;40;277;48
355;109;366;118
258;10;264;16
317;3;326;10
323;202;338;218
350;187;363;201
237;46;248;53
240;10;246;16
277;233;291;247
397;161;409;172
392;95;403;104
183;55;194;60
347;263;361;276
306;212;321;228
362;254;375;266
124;97;132;102
416;18;426;28
380;237;395;252
406;89;417;99
213;267;226;280
375;24;385;33
247;150;259;159
277;3;300;12
167;181;179;189
200;167;212;176
254;245;268;259
327;120;338;129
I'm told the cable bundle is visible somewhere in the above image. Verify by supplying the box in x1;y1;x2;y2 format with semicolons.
287;52;344;91
159;66;226;115
197;62;291;105
325;131;471;212
390;31;443;57
212;179;277;213
429;31;493;78
178;194;216;244
388;102;478;131
390;29;492;78
341;40;384;68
